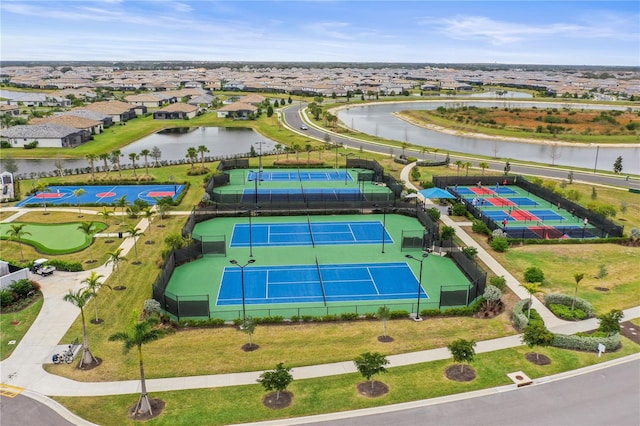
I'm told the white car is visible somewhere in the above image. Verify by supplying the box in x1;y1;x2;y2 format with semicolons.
300;125;308;130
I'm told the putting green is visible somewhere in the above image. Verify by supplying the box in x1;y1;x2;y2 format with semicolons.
1;222;107;254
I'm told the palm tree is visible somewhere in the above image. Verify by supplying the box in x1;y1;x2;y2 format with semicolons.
140;149;151;176
128;153;139;177
140;208;155;242
34;180;51;214
274;143;282;161
77;221;97;263
478;161;489;176
6;224;31;260
197;145;209;169
63;288;98;368
522;283;540;319
305;143;312;161
106;248;128;288
464;161;473;176
97;206;114;227
186;147;198;170
571;273;585;313
99;153;110;176
125;225;144;263
73;188;86;216
401;141;410;157
114;195;128;226
85;154;98;181
82;271;110;323
110;150;122;178
453;160;464;177
109;312;166;415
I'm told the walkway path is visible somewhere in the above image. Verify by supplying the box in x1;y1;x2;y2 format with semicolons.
0;178;638;422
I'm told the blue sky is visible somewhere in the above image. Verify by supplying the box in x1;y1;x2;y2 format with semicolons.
1;1;638;66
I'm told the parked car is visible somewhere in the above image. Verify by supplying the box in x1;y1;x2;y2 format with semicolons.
31;259;55;276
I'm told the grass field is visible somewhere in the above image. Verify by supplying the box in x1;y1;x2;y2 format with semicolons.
52;340;640;426
0;296;43;360
0;221;108;254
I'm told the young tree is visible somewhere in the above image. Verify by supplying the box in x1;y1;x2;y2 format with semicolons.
354;352;389;390
125;225;144;263
140;149;151;176
82;271;110;323
377;305;391;339
34;180;51;214
150;146;162;167
5;224;31;260
140;208;155;241
109;312;166;415
186;147;198;170
571;273;585;313
522;282;540;319
440;225;456;243
447;339;477;373
115;195;128;226
257;362;294;402
521;322;554;362
77;221;96;263
598;309;624;336
106;248;128;288
596;264;608;287
63;288;98;368
613;156;623;174
240;316;257;350
73;188;86;216
128;152;139;177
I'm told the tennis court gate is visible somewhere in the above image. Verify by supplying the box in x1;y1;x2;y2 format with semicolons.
440;247;487;308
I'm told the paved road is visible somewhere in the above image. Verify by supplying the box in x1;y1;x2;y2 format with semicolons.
0;391;94;426
283;103;640;190
263;357;640;426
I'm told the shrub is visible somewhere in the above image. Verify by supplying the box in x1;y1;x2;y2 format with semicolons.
427;208;441;221
340;312;359;321
489;275;507;291
551;333;620;352
490;237;509;252
471;219;491;235
548;303;588;321
143;299;162;317
452;203;467;216
461;246;478;258
9;279;35;298
598;309;624;335
512;299;530;329
543;294;595;318
48;259;83;272
389;310;410;319
524;266;545;284
0;289;14;307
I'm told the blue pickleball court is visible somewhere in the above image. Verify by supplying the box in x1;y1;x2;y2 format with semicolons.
247;170;353;182
218;262;428;305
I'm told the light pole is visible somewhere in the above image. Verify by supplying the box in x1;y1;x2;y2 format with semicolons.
247;170;264;205
229;259;255;323
341;152;354;185
593;145;600;174
255;141;266;172
245;207;260;258
406;253;429;321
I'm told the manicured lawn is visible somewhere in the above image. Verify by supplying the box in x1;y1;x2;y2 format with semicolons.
52;339;640;426
0;296;43;360
0;221;107;254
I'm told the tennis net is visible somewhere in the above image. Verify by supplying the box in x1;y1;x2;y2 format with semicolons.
307;214;316;248
315;256;327;306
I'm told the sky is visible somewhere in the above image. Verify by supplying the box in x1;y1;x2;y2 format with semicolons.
1;1;638;66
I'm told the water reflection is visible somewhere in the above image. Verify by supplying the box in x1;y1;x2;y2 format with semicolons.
338;101;640;174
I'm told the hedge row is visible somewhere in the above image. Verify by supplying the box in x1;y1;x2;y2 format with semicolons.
551;333;620;352
512;299;531;330
544;293;595;318
507;237;628;246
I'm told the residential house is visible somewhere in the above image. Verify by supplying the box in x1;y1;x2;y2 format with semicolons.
30;114;103;134
125;93;171;108
153;103;198;120
216;102;258;119
1;123;90;148
82;100;141;122
188;94;216;108
60;109;114;128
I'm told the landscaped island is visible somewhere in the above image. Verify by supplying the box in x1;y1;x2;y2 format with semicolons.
396;106;640;145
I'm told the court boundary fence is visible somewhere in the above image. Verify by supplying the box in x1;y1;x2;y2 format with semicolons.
433;175;623;238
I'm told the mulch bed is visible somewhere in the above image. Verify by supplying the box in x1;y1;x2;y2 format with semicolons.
356;381;389;397
474;301;505;319
262;391;293;409
113;286;127;291
620;321;640;345
77;357;102;371
128;398;165;421
241;343;260;352
377;335;395;343
445;364;477;382
90;318;104;325
525;352;551;365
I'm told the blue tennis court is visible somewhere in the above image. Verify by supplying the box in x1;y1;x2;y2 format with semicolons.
241;188;365;203
506;226;597;239
247;170;352;182
230;221;393;247
456;186;517;196
16;184;185;207
218;262;427;305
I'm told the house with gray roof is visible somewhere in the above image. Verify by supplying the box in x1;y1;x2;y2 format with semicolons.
153;103;198;120
1;123;90;148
